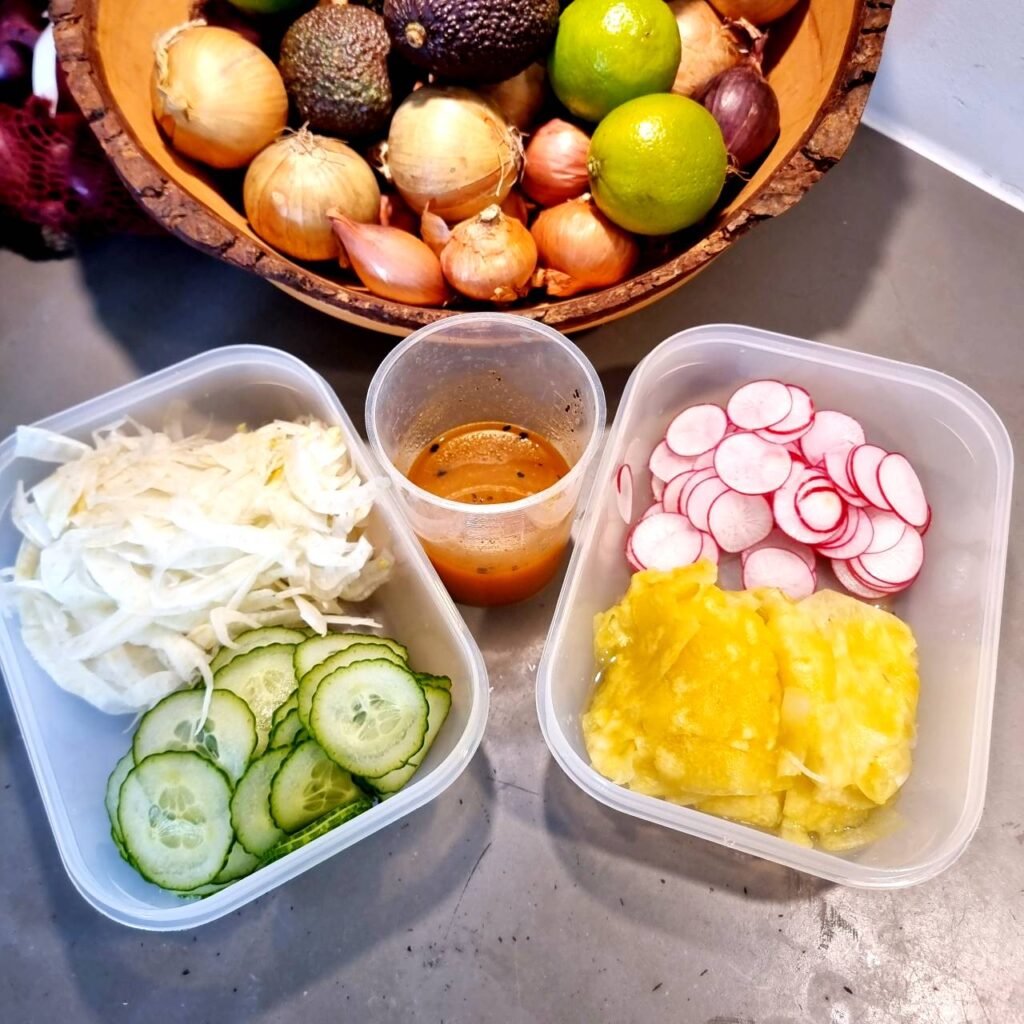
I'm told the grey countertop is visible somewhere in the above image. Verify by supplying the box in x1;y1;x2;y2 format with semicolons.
1;128;1022;1024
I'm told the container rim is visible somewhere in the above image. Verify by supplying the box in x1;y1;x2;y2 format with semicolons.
365;313;608;516
536;323;1013;889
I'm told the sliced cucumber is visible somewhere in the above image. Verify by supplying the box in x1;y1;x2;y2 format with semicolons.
415;672;452;692
112;827;133;866
214;841;261;884
118;751;233;892
269;739;364;833
209;627;306;673
214;644;298;755
230;747;289;857
310;660;428;778
262;799;373;864
297;642;406;729
271;692;299;729
105;750;134;843
367;684;452;795
293;632;408;681
173;881;229;899
133;689;257;785
269;708;307;749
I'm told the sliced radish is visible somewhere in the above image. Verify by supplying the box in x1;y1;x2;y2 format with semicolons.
686;476;732;532
649;440;697;483
773;470;845;546
831;559;892;600
877;452;929;528
743;547;816;600
678;466;719;512
662;470;697;514
614;465;633;524
707;490;773;553
800;411;866;466
694;448;718;470
639;502;662;521
849;444;892;510
919;504;933;536
698;531;720;565
651;476;665;501
625;533;644;572
846;557;906;593
665;404;728;457
762;385;814;434
816;507;873;560
795;486;845;533
742;530;816;571
863;509;907;554
713;432;792;495
856;527;924;585
629;513;703;570
726;380;793;430
824;446;857;494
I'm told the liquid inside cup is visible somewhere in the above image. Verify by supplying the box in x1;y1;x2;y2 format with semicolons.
366;315;606;606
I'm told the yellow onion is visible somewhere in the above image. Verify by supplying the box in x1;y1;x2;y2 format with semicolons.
329;211;451;307
521;119;591;207
479;63;547;131
151;21;288;169
709;0;800;24
386;86;523;223
243;130;380;261
440;205;537;304
668;0;742;98
531;195;639;297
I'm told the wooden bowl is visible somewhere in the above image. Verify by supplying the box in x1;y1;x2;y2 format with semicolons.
52;0;891;337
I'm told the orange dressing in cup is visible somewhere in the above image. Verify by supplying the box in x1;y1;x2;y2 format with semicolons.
406;421;572;604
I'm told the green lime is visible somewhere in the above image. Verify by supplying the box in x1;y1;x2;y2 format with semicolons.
548;0;681;123
588;93;728;235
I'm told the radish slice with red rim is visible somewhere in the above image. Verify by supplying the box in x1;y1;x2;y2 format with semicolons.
816;507;874;560
726;380;793;430
661;470;696;514
742;530;816;571
707;490;773;553
831;558;892;600
743;547;816;600
713;432;792;495
800;411;866;466
678;466;719;513
877;452;929;527
665;404;728;456
639;502;662;521
856;526;923;584
846;557;906;593
614;465;633;524
629;513;704;570
762;384;814;434
694;448;718;470
698;531;720;565
824;446;857;494
651;476;665;502
625;533;644;572
649;440;697;483
686;476;732;532
919;504;933;536
773;470;845;545
849;444;892;509
863;509;907;554
795;486;845;533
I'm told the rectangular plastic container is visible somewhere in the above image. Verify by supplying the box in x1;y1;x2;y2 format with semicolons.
537;324;1012;889
0;346;488;929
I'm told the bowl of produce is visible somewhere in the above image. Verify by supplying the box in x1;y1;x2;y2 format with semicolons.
0;345;488;929
537;324;1012;888
51;0;889;335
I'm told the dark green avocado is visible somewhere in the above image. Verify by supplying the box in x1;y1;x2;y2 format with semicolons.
383;0;559;84
279;4;393;137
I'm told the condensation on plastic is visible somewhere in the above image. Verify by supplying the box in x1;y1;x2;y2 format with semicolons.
0;346;489;929
537;325;1012;889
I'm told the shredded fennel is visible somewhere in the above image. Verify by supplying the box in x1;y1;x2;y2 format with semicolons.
1;419;392;714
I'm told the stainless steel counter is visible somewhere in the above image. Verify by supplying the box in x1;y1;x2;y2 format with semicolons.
1;128;1021;1024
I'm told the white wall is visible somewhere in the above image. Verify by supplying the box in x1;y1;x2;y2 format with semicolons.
863;0;1024;211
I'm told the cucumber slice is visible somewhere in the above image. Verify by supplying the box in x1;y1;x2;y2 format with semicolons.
133;689;257;785
269;739;364;833
271;692;299;729
297;642;406;729
112;827;133;866
262;799;373;864
230;747;290;856
214;644;298;755
209;627;306;673
269;708;307;749
311;660;428;777
118;752;233;892
415;672;452;692
105;750;134;843
367;684;452;795
214;841;261;884
173;881;229;899
294;632;408;681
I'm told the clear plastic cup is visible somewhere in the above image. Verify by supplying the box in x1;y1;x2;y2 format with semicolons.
366;313;606;606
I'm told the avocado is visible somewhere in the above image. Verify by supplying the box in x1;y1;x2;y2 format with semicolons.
279;4;392;137
383;0;559;84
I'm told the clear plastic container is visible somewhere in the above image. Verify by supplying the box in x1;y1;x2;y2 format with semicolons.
0;346;489;929
366;314;606;606
537;324;1013;889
